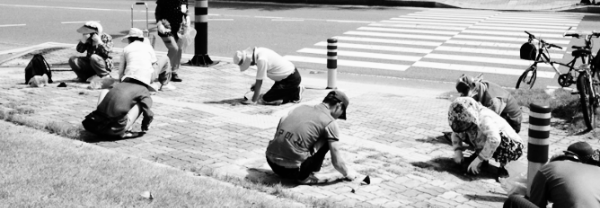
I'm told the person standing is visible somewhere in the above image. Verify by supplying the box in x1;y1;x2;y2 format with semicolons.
69;21;114;82
233;47;304;105
456;74;522;133
155;0;192;82
265;90;356;184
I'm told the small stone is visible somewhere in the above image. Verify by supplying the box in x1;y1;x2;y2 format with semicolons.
140;191;153;200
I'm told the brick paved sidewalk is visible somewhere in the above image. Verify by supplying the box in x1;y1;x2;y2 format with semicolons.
1;46;599;207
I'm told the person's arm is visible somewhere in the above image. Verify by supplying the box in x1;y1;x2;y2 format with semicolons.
477;116;501;161
243;58;267;104
118;52;126;80
488;97;506;115
75;40;88;53
529;170;549;208
451;132;465;164
94;33;113;59
136;93;154;131
329;140;350;177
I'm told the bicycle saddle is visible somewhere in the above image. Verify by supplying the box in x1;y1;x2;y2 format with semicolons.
572;46;591;57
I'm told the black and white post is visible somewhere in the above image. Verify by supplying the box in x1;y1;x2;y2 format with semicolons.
327;38;337;89
188;0;217;66
526;103;551;197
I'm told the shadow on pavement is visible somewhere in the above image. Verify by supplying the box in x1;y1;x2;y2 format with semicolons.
210;1;396;11
464;194;507;202
204;98;246;105
410;157;500;182
246;167;299;187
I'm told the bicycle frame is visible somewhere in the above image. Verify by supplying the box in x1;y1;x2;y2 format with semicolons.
530;41;591;78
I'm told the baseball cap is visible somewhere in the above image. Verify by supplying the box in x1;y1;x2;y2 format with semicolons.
456;75;474;96
564;141;594;161
325;90;349;120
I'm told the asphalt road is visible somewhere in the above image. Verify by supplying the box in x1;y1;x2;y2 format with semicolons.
2;0;600;89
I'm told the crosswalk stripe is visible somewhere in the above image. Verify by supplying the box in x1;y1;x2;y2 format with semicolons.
389;17;478;24
403;14;490;20
494;13;584;18
381;20;471;27
483;19;579;27
406;13;495;19
424;53;555;68
453;34;570;45
412;61;555;78
332;36;442;47
345;31;451;41
284;55;410;71
469;25;575;33
369;23;464;31
475;22;572;30
298;48;422;62
444;40;566;51
358;27;459;36
435;46;564;59
314;42;433;54
491;17;582;23
462;30;568;39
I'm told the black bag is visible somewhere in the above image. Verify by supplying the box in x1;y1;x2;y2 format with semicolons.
24;54;53;84
520;42;537;60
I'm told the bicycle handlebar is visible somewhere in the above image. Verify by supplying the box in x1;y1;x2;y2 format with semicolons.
525;31;562;49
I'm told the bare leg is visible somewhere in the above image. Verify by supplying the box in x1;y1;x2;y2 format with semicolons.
97;89;109;106
124;104;141;132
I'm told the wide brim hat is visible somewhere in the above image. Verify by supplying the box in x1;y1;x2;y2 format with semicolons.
121;28;145;43
76;21;103;34
121;69;157;92
233;48;253;72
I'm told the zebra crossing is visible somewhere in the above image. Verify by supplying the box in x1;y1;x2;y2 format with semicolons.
284;9;585;79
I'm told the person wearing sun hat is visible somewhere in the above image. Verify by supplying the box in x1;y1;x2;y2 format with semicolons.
265;90;358;184
503;141;600;208
233;47;304;105
82;64;156;139
68;21;114;82
118;28;175;91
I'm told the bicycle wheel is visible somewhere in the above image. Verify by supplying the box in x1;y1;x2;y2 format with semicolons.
577;72;596;130
516;66;537;89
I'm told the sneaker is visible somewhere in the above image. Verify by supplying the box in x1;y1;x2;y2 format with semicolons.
292;85;305;103
160;83;177;91
171;73;182;82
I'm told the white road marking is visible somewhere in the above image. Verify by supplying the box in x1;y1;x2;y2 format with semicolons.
389;17;478;24
284;55;410;71
435;46;564;59
469;25;575;33
491;17;582;23
0;24;26;27
0;3;123;12
406;13;495;19
209;19;234;21
412;61;555;78
298;48;422;62
61;21;100;24
357;27;459;35
369;23;464;31
272;19;304;21
453;34;570;45
326;20;373;24
381;20;471;27
444;39;566;51
254;16;282;19
475;22;572;30
423;53;554;68
345;31;451;41
332;36;442;47
462;30;568;39
314;42;433;54
483;19;579;27
403;14;489;20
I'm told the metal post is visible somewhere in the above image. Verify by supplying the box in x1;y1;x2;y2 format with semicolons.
526;103;551;197
327;38;337;89
188;0;217;66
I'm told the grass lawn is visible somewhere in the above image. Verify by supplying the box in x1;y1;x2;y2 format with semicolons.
0;120;305;208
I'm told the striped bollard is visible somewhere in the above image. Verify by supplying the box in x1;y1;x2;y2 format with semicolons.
327;38;337;89
188;0;217;66
526;103;551;197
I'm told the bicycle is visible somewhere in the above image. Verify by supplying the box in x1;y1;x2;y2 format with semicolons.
516;30;600;129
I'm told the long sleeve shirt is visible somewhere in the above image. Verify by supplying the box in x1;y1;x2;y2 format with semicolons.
96;81;153;121
76;33;114;70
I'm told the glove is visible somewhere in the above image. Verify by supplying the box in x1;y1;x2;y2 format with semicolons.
467;157;483;175
141;117;153;132
454;150;464;164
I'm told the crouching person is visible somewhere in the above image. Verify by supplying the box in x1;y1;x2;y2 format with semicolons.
69;21;114;82
82;71;155;139
265;90;357;184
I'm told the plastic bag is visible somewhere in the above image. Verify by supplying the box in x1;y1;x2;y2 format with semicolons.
499;160;528;196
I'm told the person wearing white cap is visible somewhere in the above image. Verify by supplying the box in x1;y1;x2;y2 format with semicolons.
69;21;114;82
119;28;175;91
233;47;304;105
82;64;157;139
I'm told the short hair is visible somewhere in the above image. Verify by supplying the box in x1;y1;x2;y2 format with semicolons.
128;37;144;43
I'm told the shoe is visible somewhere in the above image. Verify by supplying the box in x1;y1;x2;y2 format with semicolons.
497;167;509;179
292;85;305;103
262;99;283;106
171;73;182;82
160;83;177;91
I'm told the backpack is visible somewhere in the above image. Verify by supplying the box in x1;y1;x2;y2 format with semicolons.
519;42;537;60
24;54;53;84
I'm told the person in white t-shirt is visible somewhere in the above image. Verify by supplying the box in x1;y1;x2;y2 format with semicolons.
119;28;175;91
233;47;304;105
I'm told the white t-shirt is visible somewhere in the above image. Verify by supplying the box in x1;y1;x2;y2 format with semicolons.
255;47;295;81
119;41;157;80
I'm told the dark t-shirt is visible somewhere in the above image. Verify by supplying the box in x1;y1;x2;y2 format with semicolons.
476;81;521;118
96;81;153;119
530;160;600;208
266;104;340;167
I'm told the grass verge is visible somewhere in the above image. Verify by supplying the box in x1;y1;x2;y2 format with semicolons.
0;120;305;207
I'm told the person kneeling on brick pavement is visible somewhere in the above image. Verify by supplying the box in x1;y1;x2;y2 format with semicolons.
448;97;524;178
456;74;522;133
503;141;600;208
233;47;304;105
119;28;176;91
69;21;114;82
82;68;155;139
265;90;358;184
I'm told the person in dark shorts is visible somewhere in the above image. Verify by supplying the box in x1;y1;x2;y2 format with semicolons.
265;90;357;184
233;47;304;105
155;0;191;82
456;74;522;133
82;69;155;139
